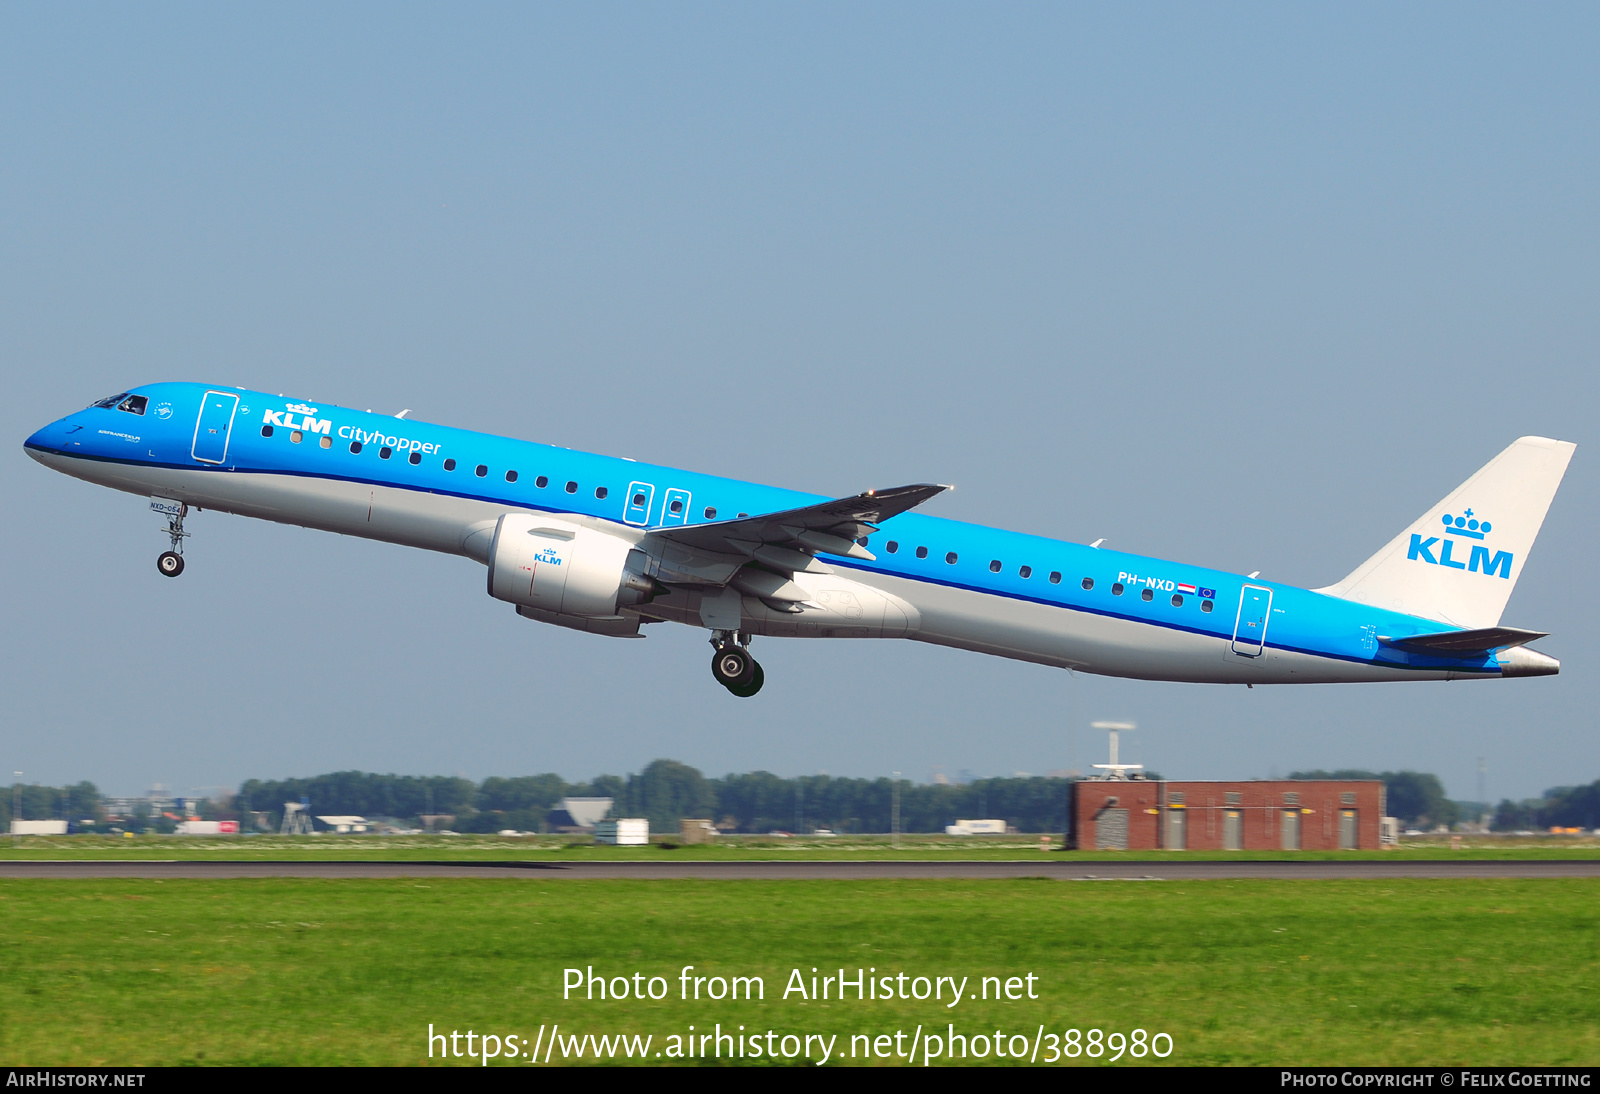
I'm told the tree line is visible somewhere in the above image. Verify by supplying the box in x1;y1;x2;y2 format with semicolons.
1492;783;1600;831
236;761;1078;835
0;782;102;830
10;767;1597;835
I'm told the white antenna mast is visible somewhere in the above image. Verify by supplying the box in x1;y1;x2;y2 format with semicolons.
1090;721;1141;780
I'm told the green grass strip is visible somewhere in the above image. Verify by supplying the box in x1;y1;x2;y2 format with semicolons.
0;878;1596;1066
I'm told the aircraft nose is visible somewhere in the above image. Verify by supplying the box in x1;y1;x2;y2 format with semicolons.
25;425;56;459
24;417;76;461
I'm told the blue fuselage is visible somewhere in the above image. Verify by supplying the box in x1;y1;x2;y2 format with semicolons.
24;382;1532;684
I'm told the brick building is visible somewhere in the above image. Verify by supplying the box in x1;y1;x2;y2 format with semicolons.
1069;780;1384;851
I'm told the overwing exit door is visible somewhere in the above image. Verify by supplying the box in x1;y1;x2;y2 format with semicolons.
1231;585;1272;656
660;487;691;526
191;391;240;465
623;482;654;526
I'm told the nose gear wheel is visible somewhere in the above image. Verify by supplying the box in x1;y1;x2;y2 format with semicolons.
153;500;190;577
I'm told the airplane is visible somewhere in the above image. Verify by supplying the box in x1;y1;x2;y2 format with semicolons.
24;383;1574;696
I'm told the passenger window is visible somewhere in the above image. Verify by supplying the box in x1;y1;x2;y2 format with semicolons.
261;425;274;438
1048;572;1061;584
1111;582;1124;596
704;506;716;519
116;395;148;415
409;451;421;465
737;513;747;518
443;458;456;471
886;541;899;554
349;441;362;454
915;546;928;559
1081;577;1093;590
670;499;683;513
1019;565;1031;578
506;470;519;483
1171;594;1183;607
946;552;958;564
475;465;487;477
989;560;1002;573
565;481;578;494
379;446;392;459
1201;600;1214;613
633;492;648;506
290;430;303;444
535;476;548;488
320;435;332;449
1141;587;1154;602
595;486;608;499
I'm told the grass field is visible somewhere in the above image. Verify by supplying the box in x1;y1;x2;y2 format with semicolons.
2;832;1599;861
1;876;1596;1066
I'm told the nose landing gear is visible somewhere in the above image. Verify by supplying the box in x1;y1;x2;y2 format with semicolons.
152;498;188;578
710;632;764;697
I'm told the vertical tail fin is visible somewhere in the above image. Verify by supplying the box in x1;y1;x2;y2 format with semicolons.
1314;436;1575;628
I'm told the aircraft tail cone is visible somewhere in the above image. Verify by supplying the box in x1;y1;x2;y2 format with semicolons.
1499;646;1559;677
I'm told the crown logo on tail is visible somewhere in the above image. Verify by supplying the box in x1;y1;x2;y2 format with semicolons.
1441;510;1491;540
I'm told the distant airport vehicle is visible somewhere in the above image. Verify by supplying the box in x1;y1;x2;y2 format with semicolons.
25;384;1573;696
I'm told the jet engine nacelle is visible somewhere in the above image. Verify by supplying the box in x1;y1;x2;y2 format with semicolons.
487;514;655;618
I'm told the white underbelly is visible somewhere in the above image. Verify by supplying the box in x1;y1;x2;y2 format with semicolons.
845;570;1452;685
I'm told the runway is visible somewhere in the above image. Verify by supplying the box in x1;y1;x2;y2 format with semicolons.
2;859;1598;880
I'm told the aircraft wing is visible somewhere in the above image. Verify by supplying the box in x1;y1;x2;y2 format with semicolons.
1379;626;1549;654
644;483;947;603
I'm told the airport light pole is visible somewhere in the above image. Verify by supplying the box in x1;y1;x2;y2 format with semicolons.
1477;757;1489;829
891;771;900;850
12;772;21;847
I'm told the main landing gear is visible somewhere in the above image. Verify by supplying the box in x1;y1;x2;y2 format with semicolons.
153;499;189;578
710;632;764;697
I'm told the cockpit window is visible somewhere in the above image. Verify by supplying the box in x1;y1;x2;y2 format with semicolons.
91;393;128;409
116;395;148;416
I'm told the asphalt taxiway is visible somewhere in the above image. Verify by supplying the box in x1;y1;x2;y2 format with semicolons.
1;859;1596;880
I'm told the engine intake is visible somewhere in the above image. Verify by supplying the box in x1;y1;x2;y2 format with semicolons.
487;514;656;617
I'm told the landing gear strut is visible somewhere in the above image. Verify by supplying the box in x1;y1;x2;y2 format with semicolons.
153;499;189;578
710;631;764;697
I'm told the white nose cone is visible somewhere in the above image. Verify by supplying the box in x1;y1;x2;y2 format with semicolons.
1499;646;1560;677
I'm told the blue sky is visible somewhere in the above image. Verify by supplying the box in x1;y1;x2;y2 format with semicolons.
2;4;1596;801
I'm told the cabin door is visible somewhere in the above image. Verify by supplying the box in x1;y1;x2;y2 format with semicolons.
1231;585;1273;656
191;391;239;465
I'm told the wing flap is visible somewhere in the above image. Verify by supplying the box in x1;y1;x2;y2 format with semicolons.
647;483;947;584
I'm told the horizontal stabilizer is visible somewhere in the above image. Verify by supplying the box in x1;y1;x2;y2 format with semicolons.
1380;627;1549;654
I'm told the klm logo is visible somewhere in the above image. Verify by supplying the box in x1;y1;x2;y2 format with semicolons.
1407;509;1512;579
261;403;332;435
